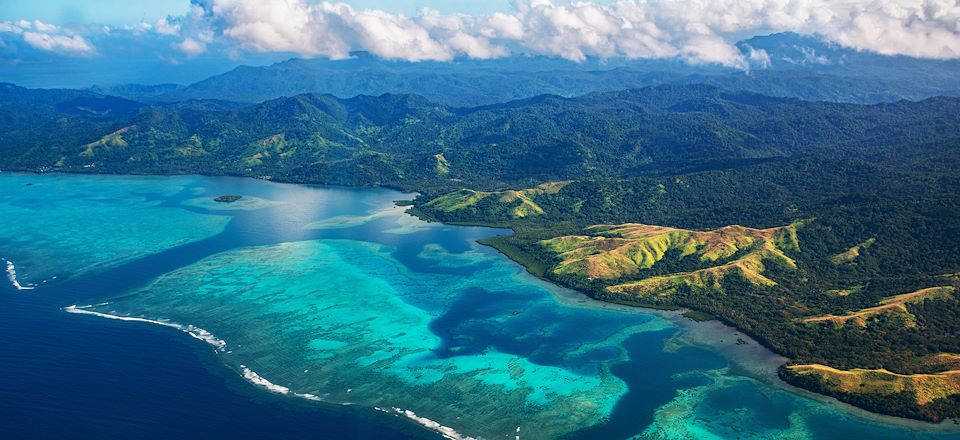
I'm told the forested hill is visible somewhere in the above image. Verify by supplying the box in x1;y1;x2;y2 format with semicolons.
3;82;960;192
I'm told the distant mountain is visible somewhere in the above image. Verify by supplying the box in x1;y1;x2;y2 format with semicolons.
90;33;960;107
88;83;185;102
4;82;960;189
130;54;710;106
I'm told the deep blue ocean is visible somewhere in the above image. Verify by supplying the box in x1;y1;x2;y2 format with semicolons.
1;173;958;439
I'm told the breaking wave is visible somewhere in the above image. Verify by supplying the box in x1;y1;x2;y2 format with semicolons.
377;407;476;440
63;305;227;351
4;259;35;290
239;365;290;395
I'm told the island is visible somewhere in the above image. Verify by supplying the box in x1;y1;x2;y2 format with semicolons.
214;195;243;203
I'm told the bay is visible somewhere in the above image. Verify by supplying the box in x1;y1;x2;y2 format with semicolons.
1;173;957;439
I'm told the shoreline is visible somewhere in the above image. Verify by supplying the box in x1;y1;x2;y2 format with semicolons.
659;311;960;432
490;242;960;433
0;168;420;195
10;169;958;431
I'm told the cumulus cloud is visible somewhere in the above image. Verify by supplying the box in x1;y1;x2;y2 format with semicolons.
5;0;960;66
188;0;506;61
154;17;181;36
0;20;94;55
123;22;153;35
0;22;23;35
176;37;206;55
173;0;960;67
21;32;93;55
498;0;960;66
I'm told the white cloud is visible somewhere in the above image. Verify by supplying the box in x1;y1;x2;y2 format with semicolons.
745;46;772;68
681;35;749;68
787;45;832;65
176;37;206;55
497;0;960;66
32;20;58;33
210;0;351;58
1;20;95;56
123;22;153;35
479;12;525;39
6;0;960;66
21;31;94;55
155;17;181;36
335;6;453;60
446;31;508;58
825;1;960;58
0;22;24;35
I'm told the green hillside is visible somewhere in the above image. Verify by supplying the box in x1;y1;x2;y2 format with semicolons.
421;182;570;221
5;84;960;190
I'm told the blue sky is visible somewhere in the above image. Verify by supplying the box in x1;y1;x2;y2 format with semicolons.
0;0;189;25
0;0;514;24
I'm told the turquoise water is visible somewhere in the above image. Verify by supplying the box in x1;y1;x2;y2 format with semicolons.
0;174;230;286
87;239;666;437
2;173;959;439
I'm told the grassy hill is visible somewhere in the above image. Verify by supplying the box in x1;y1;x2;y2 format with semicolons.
783;363;960;421
421;182;570;221
801;287;956;328
543;223;799;282
483;217;960;421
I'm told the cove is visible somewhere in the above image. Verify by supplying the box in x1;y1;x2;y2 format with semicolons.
1;173;959;439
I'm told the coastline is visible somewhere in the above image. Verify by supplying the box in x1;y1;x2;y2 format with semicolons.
9;169;958;431
0;167;420;195
483;239;960;432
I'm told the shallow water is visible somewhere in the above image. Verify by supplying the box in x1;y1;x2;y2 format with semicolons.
2;173;958;439
0;174;230;286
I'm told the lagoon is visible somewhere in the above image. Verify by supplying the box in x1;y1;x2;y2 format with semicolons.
1;173;957;439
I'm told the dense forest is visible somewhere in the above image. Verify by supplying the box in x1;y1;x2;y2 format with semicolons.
2;81;960;421
4;82;960;190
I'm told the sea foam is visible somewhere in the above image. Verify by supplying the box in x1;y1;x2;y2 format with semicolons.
4;259;35;290
238;368;475;440
63;305;227;351
232;367;480;440
378;407;476;440
239;365;290;395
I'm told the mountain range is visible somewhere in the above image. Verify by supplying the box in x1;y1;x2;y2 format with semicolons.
4;82;960;192
86;33;960;107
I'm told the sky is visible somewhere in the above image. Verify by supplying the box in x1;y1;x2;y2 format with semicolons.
0;0;189;25
0;1;514;24
1;1;959;88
